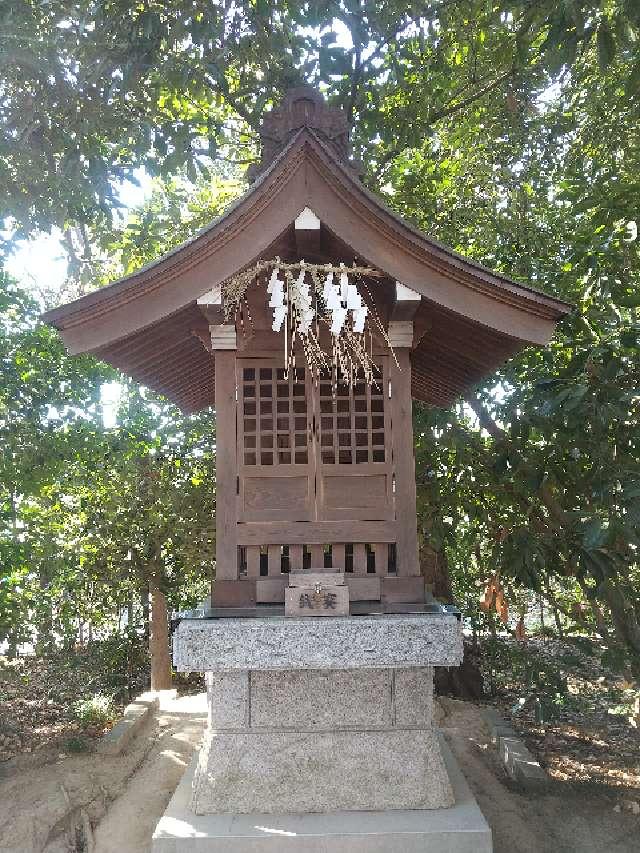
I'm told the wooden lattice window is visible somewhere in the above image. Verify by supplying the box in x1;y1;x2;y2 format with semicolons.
318;365;386;465
241;366;308;466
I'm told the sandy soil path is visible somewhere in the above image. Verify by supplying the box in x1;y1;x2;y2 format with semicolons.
92;693;206;853
438;697;639;853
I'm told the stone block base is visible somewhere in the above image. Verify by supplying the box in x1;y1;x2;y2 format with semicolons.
152;736;492;853
193;666;453;814
192;727;453;814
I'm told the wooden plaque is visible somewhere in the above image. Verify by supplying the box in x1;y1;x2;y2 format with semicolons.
285;577;349;617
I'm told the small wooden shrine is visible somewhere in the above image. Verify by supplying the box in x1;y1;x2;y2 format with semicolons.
45;88;571;852
44;87;570;613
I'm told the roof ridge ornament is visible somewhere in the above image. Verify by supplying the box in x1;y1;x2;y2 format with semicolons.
247;86;362;181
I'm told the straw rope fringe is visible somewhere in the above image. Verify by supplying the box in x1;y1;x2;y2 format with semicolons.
221;258;398;389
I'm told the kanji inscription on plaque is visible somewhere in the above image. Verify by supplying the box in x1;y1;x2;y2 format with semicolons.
285;571;349;616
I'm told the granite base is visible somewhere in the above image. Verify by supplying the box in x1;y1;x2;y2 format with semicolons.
152;736;492;853
193;666;453;813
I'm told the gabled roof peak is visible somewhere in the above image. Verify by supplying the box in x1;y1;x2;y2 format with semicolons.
42;119;572;413
248;86;361;180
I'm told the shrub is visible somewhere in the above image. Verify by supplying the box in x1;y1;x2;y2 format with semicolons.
73;693;117;727
91;628;150;701
64;734;90;753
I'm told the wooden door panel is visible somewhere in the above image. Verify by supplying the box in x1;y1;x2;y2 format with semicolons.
320;470;391;520
314;361;394;522
237;360;314;522
243;472;312;519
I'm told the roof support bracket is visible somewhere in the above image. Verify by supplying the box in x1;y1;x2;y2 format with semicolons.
210;324;237;351
391;282;421;322
388;321;414;349
295;206;321;256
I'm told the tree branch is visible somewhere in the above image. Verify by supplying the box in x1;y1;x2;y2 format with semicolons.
372;68;515;176
202;68;260;132
465;394;507;440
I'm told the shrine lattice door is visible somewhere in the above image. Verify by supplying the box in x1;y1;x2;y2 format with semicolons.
315;362;393;522
237;361;314;522
236;358;393;524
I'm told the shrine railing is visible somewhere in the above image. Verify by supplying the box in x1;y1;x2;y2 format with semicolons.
238;542;397;578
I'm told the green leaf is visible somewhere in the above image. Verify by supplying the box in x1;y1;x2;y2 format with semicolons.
562;384;589;412
582;518;605;549
622;483;640;501
617;292;640;307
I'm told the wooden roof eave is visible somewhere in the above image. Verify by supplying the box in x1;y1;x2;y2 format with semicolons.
43;127;571;360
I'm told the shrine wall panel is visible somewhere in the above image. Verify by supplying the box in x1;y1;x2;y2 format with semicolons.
242;474;311;520
320;473;391;519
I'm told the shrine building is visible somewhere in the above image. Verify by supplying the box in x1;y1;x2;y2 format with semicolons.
44;88;570;852
44;87;570;613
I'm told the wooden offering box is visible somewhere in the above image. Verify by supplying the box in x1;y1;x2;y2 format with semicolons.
284;570;349;616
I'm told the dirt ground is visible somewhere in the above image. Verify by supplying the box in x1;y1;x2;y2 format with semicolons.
438;697;639;853
1;693;638;853
0;694;207;853
92;694;206;853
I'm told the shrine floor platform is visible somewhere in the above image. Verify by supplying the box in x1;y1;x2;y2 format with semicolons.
152;734;492;853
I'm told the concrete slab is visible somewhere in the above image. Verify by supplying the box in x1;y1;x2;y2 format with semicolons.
498;735;532;777
482;708;548;789
152;736;492;853
513;756;548;787
490;724;518;744
97;693;159;756
480;707;517;743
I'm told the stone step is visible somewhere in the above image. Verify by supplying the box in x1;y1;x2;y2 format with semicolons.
481;707;548;789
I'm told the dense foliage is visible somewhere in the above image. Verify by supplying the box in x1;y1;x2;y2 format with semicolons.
0;273;213;655
1;1;639;680
3;0;639;241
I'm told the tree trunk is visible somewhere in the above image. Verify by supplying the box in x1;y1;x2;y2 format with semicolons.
600;580;640;677
435;641;485;700
150;580;172;691
545;581;564;639
590;601;610;642
6;635;19;659
140;584;150;643
551;602;564;638
420;542;453;602
538;595;546;639
35;569;54;655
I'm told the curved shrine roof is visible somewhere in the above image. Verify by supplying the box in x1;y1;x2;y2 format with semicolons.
43;119;571;412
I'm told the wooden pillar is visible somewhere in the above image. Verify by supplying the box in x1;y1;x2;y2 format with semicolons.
212;325;238;580
353;543;367;575
310;544;324;568
289;545;304;571
389;320;420;577
332;543;345;571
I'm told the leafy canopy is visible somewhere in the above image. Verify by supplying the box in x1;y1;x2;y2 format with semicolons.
2;0;639;243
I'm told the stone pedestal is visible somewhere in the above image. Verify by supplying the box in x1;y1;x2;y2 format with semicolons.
153;735;493;853
173;615;462;815
156;614;492;851
194;666;451;813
